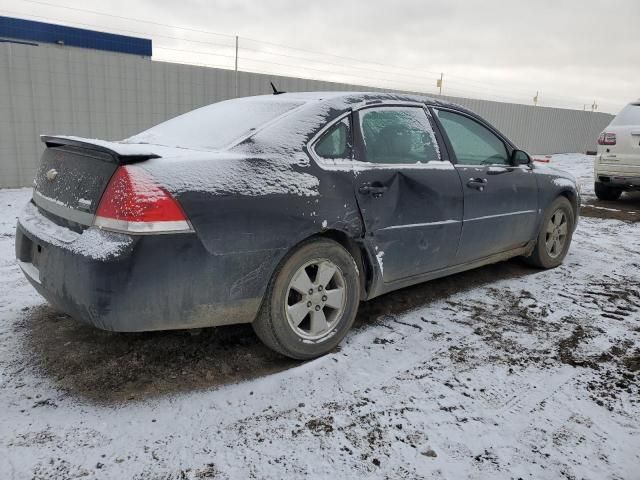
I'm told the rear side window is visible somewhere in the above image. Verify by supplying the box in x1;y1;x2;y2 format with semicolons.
314;118;352;160
359;107;440;164
435;110;508;165
127;97;304;151
610;103;640;126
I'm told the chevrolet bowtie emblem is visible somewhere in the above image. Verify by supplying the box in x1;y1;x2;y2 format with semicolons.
46;168;58;181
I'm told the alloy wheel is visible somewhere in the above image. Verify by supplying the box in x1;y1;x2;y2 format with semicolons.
285;259;346;340
545;209;568;258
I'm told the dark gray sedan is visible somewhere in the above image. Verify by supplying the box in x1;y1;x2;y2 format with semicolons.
16;92;579;359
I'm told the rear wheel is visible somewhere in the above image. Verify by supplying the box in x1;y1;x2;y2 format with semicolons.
594;182;622;201
525;196;575;269
253;238;360;360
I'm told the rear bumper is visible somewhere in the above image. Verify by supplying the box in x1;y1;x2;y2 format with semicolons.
595;156;640;191
595;174;640;191
15;202;268;332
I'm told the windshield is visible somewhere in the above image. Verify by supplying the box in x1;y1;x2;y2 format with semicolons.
126;97;304;150
610;103;640;127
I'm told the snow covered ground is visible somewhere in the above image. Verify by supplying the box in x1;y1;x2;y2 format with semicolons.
0;154;638;479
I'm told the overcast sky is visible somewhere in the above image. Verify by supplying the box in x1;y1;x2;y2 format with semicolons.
3;0;639;113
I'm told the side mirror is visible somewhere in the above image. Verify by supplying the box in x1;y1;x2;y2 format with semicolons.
511;149;531;166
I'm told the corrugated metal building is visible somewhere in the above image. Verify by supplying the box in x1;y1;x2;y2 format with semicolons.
0;16;614;188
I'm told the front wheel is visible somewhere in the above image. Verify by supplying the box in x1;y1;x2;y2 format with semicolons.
252;238;360;360
594;182;622;201
525;197;575;269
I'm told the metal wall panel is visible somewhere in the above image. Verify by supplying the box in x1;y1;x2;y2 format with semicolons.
0;42;614;188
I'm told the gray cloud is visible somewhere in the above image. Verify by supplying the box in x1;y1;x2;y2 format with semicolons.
6;0;639;112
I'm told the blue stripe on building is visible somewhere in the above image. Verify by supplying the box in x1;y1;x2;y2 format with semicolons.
0;16;152;56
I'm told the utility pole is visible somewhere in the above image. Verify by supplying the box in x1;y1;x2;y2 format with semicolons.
436;73;443;96
583;100;598;154
234;35;239;98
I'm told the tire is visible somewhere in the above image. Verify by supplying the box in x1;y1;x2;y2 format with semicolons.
594;182;622;201
252;238;360;360
525;196;575;269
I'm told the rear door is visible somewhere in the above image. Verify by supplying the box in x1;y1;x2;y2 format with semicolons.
351;105;463;283
433;108;538;264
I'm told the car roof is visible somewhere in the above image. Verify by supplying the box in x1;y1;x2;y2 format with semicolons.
249;91;463;110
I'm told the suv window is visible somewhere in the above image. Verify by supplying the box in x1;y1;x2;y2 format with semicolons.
314;118;352;160
610;103;640;126
435;109;509;165
359;107;441;164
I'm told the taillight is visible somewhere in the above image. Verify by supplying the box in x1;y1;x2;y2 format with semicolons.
597;132;616;145
94;166;193;234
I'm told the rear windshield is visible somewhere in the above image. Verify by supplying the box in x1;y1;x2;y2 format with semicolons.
126;97;304;150
610;103;640;126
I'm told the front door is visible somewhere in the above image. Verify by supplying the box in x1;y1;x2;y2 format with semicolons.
433;108;538;264
353;105;464;283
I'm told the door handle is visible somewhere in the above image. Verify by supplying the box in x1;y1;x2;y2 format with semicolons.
467;178;488;191
359;182;388;197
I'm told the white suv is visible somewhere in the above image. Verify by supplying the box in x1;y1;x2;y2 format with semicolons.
594;100;640;200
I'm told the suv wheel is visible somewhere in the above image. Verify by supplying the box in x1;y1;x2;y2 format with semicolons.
253;238;360;360
594;182;622;201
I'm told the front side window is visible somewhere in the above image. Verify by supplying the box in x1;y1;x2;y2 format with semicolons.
435;110;509;165
359;107;441;164
314;118;352;160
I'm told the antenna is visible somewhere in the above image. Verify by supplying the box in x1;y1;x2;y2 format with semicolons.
270;81;285;95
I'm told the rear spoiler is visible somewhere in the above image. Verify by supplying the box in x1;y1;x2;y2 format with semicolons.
40;135;161;163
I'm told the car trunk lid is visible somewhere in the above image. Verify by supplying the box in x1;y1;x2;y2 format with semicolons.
33;136;161;229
